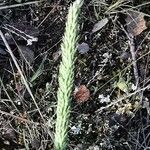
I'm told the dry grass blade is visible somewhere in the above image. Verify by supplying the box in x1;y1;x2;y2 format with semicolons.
0;30;45;123
0;110;39;125
0;1;39;10
30;55;47;83
105;0;128;14
37;0;61;27
0;78;20;113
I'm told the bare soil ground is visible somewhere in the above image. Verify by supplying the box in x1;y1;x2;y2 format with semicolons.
0;0;150;149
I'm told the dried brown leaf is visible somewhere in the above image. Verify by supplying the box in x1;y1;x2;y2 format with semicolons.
74;85;90;103
126;11;147;36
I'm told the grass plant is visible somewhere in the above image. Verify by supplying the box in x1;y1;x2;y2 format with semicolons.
54;0;83;149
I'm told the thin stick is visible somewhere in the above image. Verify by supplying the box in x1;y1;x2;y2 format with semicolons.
0;1;39;10
0;110;39;125
128;35;139;86
3;24;38;45
0;30;45;123
96;84;150;113
38;0;61;28
121;26;139;87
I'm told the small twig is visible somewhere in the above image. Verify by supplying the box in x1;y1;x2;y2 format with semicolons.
0;1;39;10
128;35;139;86
3;24;38;45
121;25;139;88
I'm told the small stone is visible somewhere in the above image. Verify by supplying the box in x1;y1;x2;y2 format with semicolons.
77;42;89;54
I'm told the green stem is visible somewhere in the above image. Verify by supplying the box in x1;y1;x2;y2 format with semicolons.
54;0;83;150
